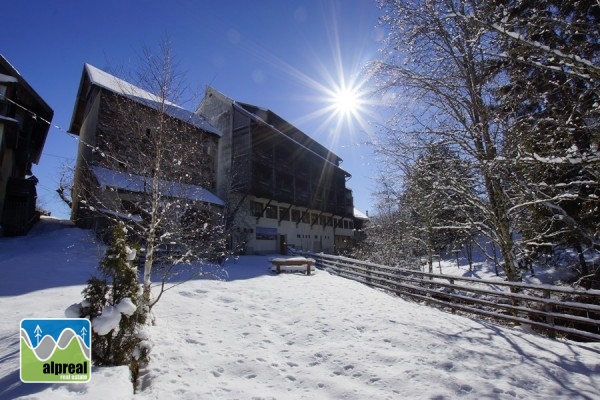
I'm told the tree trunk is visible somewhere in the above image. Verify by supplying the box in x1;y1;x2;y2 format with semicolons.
575;243;589;276
484;174;521;282
465;239;473;271
427;225;434;275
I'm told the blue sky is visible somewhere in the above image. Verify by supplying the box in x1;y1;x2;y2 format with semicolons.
3;0;385;219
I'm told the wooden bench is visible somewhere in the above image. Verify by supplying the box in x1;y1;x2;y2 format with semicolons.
270;257;315;276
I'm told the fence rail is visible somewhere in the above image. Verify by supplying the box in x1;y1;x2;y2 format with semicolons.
297;251;600;342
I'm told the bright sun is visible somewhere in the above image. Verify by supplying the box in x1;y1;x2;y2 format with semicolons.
332;87;360;115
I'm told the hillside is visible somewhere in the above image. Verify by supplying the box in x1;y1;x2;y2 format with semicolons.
0;218;599;399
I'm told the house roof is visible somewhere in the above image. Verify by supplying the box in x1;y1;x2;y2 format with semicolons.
353;208;369;220
0;73;18;83
91;165;224;206
0;54;54;164
69;64;221;137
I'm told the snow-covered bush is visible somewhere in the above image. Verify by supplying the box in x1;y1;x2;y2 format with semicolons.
67;221;149;389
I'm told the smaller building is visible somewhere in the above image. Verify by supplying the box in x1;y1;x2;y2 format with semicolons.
68;64;223;239
0;55;53;236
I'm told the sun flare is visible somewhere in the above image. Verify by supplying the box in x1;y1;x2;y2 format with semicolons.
236;2;377;145
332;87;360;115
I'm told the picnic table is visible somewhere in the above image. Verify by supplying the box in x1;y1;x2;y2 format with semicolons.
270;257;315;275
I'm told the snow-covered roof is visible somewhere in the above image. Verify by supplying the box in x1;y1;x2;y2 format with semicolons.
0;72;18;83
353;208;369;220
84;64;221;136
0;115;19;124
0;54;54;164
91;165;224;206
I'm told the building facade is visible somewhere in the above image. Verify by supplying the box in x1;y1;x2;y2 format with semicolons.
69;64;223;234
0;55;53;236
68;67;366;254
197;87;360;254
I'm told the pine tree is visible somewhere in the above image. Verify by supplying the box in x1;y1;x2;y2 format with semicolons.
402;143;477;272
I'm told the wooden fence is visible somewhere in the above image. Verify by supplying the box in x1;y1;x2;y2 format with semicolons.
297;251;600;342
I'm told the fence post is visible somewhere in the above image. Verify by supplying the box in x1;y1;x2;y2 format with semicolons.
542;289;555;339
449;278;455;314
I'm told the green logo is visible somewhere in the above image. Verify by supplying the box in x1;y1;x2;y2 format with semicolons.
20;318;91;383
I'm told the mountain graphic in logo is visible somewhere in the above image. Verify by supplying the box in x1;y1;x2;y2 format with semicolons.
20;318;91;383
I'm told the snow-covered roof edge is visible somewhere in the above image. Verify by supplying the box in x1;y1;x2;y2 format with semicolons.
91;165;224;206
0;73;18;83
83;64;221;136
354;208;369;220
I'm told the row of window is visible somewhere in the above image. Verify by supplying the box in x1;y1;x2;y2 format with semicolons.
251;201;354;229
297;234;331;240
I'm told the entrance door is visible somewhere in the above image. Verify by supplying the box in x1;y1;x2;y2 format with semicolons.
279;235;287;255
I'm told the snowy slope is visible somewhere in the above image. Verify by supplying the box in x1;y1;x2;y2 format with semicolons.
1;218;599;399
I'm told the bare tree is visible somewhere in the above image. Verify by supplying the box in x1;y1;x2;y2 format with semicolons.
371;0;522;281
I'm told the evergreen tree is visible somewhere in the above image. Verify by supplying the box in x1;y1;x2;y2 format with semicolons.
352;184;415;268
402;143;477;272
78;222;149;384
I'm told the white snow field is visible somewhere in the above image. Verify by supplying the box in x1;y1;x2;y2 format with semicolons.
1;218;599;399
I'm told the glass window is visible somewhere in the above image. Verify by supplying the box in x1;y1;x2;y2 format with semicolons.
279;207;290;221
311;214;319;225
291;209;301;222
251;201;263;217
265;205;277;219
301;212;309;224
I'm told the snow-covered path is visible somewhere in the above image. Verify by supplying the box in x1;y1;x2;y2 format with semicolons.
1;219;599;399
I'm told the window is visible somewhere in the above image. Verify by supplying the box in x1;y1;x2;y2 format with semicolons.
265;205;277;219
311;214;319;225
279;207;290;221
291;209;301;222
276;172;293;193
301;212;309;224
255;167;272;186
251;201;263;217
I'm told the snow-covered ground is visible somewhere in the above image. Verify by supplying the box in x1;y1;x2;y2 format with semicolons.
1;218;599;399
